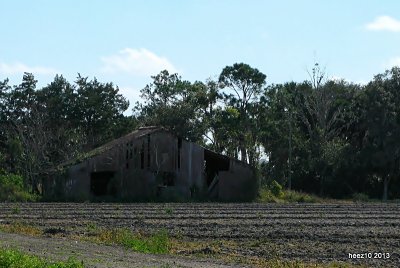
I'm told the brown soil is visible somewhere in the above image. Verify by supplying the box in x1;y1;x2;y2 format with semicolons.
0;232;242;268
0;203;399;267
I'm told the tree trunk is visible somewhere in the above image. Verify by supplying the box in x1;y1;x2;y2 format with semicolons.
240;147;247;163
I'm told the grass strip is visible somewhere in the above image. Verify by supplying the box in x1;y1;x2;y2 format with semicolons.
0;223;368;268
86;227;170;254
0;248;84;268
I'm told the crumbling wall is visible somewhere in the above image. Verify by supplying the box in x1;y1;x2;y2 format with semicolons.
218;160;257;201
44;161;91;201
121;169;156;201
178;141;205;198
149;131;177;172
65;162;90;200
43;129;257;202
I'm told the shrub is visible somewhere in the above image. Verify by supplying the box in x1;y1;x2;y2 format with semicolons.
0;171;24;189
0;171;39;202
257;180;284;202
269;180;284;198
258;186;280;203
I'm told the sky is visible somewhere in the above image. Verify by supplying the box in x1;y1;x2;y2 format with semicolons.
1;0;400;111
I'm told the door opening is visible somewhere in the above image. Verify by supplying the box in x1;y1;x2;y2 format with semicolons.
204;149;230;186
90;171;115;196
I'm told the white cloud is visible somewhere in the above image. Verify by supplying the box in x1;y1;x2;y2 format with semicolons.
0;62;58;75
366;16;400;32
101;48;178;77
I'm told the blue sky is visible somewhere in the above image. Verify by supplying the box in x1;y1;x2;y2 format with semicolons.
1;0;400;109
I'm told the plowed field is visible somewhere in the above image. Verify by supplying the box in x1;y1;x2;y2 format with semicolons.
0;203;399;267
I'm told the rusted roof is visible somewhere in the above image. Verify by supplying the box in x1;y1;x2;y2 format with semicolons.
89;126;163;157
48;125;251;173
51;127;164;172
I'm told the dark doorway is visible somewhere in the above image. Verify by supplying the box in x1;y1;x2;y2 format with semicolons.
204;149;230;186
90;171;115;196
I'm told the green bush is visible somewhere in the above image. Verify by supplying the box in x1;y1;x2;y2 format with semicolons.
0;171;38;202
258;186;280;203
258;180;284;202
0;171;24;189
270;180;284;198
0;248;84;268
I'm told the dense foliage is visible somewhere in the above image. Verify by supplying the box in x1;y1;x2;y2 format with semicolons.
1;63;399;200
0;74;136;195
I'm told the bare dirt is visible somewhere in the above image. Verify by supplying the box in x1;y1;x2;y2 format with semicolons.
0;202;399;267
0;232;240;268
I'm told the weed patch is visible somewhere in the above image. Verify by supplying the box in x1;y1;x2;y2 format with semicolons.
0;222;42;236
164;207;173;215
283;190;321;203
0;171;39;202
258;182;321;203
245;258;365;268
170;238;364;268
12;205;20;215
90;228;170;254
0;248;84;268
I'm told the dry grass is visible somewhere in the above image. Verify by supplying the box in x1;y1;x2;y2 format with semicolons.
0;222;367;268
0;222;42;236
169;238;365;268
76;227;170;254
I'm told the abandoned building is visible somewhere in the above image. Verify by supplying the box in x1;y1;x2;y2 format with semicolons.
43;126;257;201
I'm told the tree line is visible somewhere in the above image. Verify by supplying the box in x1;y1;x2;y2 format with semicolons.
1;63;399;200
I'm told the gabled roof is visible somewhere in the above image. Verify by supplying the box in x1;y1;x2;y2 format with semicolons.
48;125;252;173
51;126;164;172
87;126;163;158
